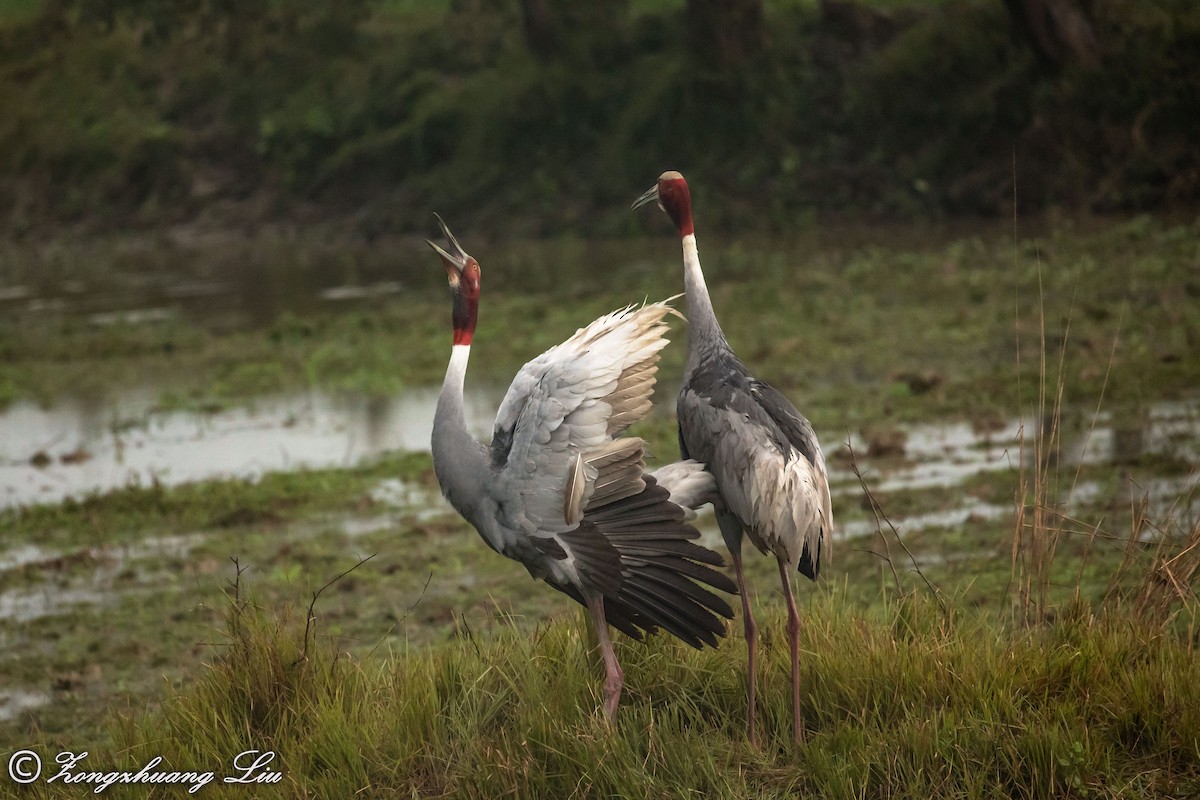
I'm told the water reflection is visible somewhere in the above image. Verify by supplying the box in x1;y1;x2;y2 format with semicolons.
833;401;1200;497
0;533;205;632
0;387;501;508
837;417;1028;493
0;233;672;331
830;399;1200;542
0;688;48;722
2;383;1197;545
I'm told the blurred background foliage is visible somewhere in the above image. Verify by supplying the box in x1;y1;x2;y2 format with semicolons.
0;0;1196;236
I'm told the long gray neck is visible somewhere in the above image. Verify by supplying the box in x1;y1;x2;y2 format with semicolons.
432;344;489;516
681;233;728;368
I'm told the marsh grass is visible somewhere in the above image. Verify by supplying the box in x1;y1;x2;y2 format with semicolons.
1010;239;1080;627
1005;235;1200;634
4;218;1199;433
82;569;1198;799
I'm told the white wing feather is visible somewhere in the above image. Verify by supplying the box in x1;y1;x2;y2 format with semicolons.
491;301;678;534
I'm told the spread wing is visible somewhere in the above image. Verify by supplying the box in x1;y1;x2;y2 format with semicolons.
475;299;736;645
489;300;678;533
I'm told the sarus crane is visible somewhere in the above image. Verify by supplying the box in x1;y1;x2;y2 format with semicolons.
426;214;738;719
634;172;833;744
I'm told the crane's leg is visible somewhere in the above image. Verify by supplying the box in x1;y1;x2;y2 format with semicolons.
585;593;623;720
717;509;757;745
777;557;805;745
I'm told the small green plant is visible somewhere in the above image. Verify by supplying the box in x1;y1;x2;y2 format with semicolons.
1058;739;1091;797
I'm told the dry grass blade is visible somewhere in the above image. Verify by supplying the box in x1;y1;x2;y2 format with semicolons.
299;553;377;664
846;440;946;612
1131;505;1200;625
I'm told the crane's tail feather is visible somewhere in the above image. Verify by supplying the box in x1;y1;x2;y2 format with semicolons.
648;459;718;519
798;535;822;580
630;566;734;631
556;476;737;649
618;582;722;648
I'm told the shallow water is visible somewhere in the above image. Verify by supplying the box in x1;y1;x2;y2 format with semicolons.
0;387;502;508
835;502;1013;541
3;386;1198;521
0;688;48;721
0;476;434;630
832;401;1200;543
845;417;1030;494
0;532;204;624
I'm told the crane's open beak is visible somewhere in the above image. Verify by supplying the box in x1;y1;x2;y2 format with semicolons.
426;213;469;280
631;184;661;212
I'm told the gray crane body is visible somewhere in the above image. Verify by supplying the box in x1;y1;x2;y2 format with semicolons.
634;171;831;743
676;236;831;578
679;349;827;578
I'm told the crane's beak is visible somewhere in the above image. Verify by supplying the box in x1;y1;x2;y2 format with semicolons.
631;184;661;212
426;213;469;280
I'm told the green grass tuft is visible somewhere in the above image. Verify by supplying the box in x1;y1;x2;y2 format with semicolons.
79;585;1199;799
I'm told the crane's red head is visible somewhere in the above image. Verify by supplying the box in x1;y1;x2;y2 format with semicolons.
631;170;694;237
426;214;480;346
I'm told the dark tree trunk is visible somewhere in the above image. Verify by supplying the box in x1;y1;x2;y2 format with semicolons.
519;0;557;60
517;0;630;62
686;0;765;71
1002;0;1099;69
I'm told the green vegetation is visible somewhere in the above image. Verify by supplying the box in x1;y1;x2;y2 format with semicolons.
34;580;1200;797
0;0;1196;234
0;0;38;21
3;217;1199;433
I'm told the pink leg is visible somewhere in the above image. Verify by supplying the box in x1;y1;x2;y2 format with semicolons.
731;549;759;745
586;593;624;720
778;557;805;745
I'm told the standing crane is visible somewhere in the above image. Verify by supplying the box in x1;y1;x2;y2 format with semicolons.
426;214;738;719
633;172;833;745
